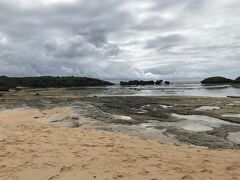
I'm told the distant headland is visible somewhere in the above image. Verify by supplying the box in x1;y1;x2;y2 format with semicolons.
201;76;240;84
0;76;113;91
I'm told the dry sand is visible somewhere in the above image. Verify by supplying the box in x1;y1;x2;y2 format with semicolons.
0;107;239;180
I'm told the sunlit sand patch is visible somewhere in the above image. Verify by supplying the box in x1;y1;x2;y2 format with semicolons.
196;106;220;111
222;114;240;118
227;131;240;144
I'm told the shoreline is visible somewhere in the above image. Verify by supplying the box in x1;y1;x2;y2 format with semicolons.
0;107;240;179
0;88;240;149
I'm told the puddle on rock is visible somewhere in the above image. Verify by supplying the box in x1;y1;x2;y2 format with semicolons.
233;101;240;104
170;113;237;132
137;110;148;114
222;114;240;118
159;105;173;109
173;122;213;132
112;115;133;121
227;131;240;144
139;123;156;128
196;106;220;111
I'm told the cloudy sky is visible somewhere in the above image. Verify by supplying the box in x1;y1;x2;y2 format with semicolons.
0;0;240;81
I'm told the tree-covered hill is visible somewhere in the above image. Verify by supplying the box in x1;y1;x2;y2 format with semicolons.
201;76;240;84
0;76;113;90
235;76;240;83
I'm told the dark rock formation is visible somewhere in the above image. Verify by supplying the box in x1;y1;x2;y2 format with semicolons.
120;80;170;86
164;81;170;85
155;80;163;85
120;80;154;86
139;80;155;85
201;76;233;84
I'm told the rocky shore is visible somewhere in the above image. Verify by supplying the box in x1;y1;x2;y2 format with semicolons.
0;87;240;149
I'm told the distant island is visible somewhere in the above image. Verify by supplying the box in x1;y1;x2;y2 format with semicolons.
201;76;240;84
120;80;170;86
0;76;113;91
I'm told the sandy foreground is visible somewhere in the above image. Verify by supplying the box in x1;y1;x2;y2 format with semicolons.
0;107;239;180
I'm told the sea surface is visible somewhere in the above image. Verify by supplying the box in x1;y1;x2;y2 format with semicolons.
94;82;240;97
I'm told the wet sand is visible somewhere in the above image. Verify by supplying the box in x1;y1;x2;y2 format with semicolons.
0;107;240;180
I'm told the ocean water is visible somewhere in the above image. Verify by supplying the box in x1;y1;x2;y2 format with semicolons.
95;82;240;97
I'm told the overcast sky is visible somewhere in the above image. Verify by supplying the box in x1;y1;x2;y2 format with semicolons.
0;0;239;81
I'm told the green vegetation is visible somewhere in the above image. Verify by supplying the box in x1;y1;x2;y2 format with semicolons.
201;76;240;84
235;77;240;83
0;76;113;90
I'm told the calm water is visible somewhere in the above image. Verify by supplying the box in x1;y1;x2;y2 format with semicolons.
95;83;240;97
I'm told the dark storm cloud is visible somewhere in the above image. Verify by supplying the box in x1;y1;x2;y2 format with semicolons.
0;0;239;80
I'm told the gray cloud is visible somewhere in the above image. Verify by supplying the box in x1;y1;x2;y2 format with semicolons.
0;0;239;81
145;34;187;50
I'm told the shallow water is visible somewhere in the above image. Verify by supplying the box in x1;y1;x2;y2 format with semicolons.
196;106;220;111
93;83;240;97
136;114;239;133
